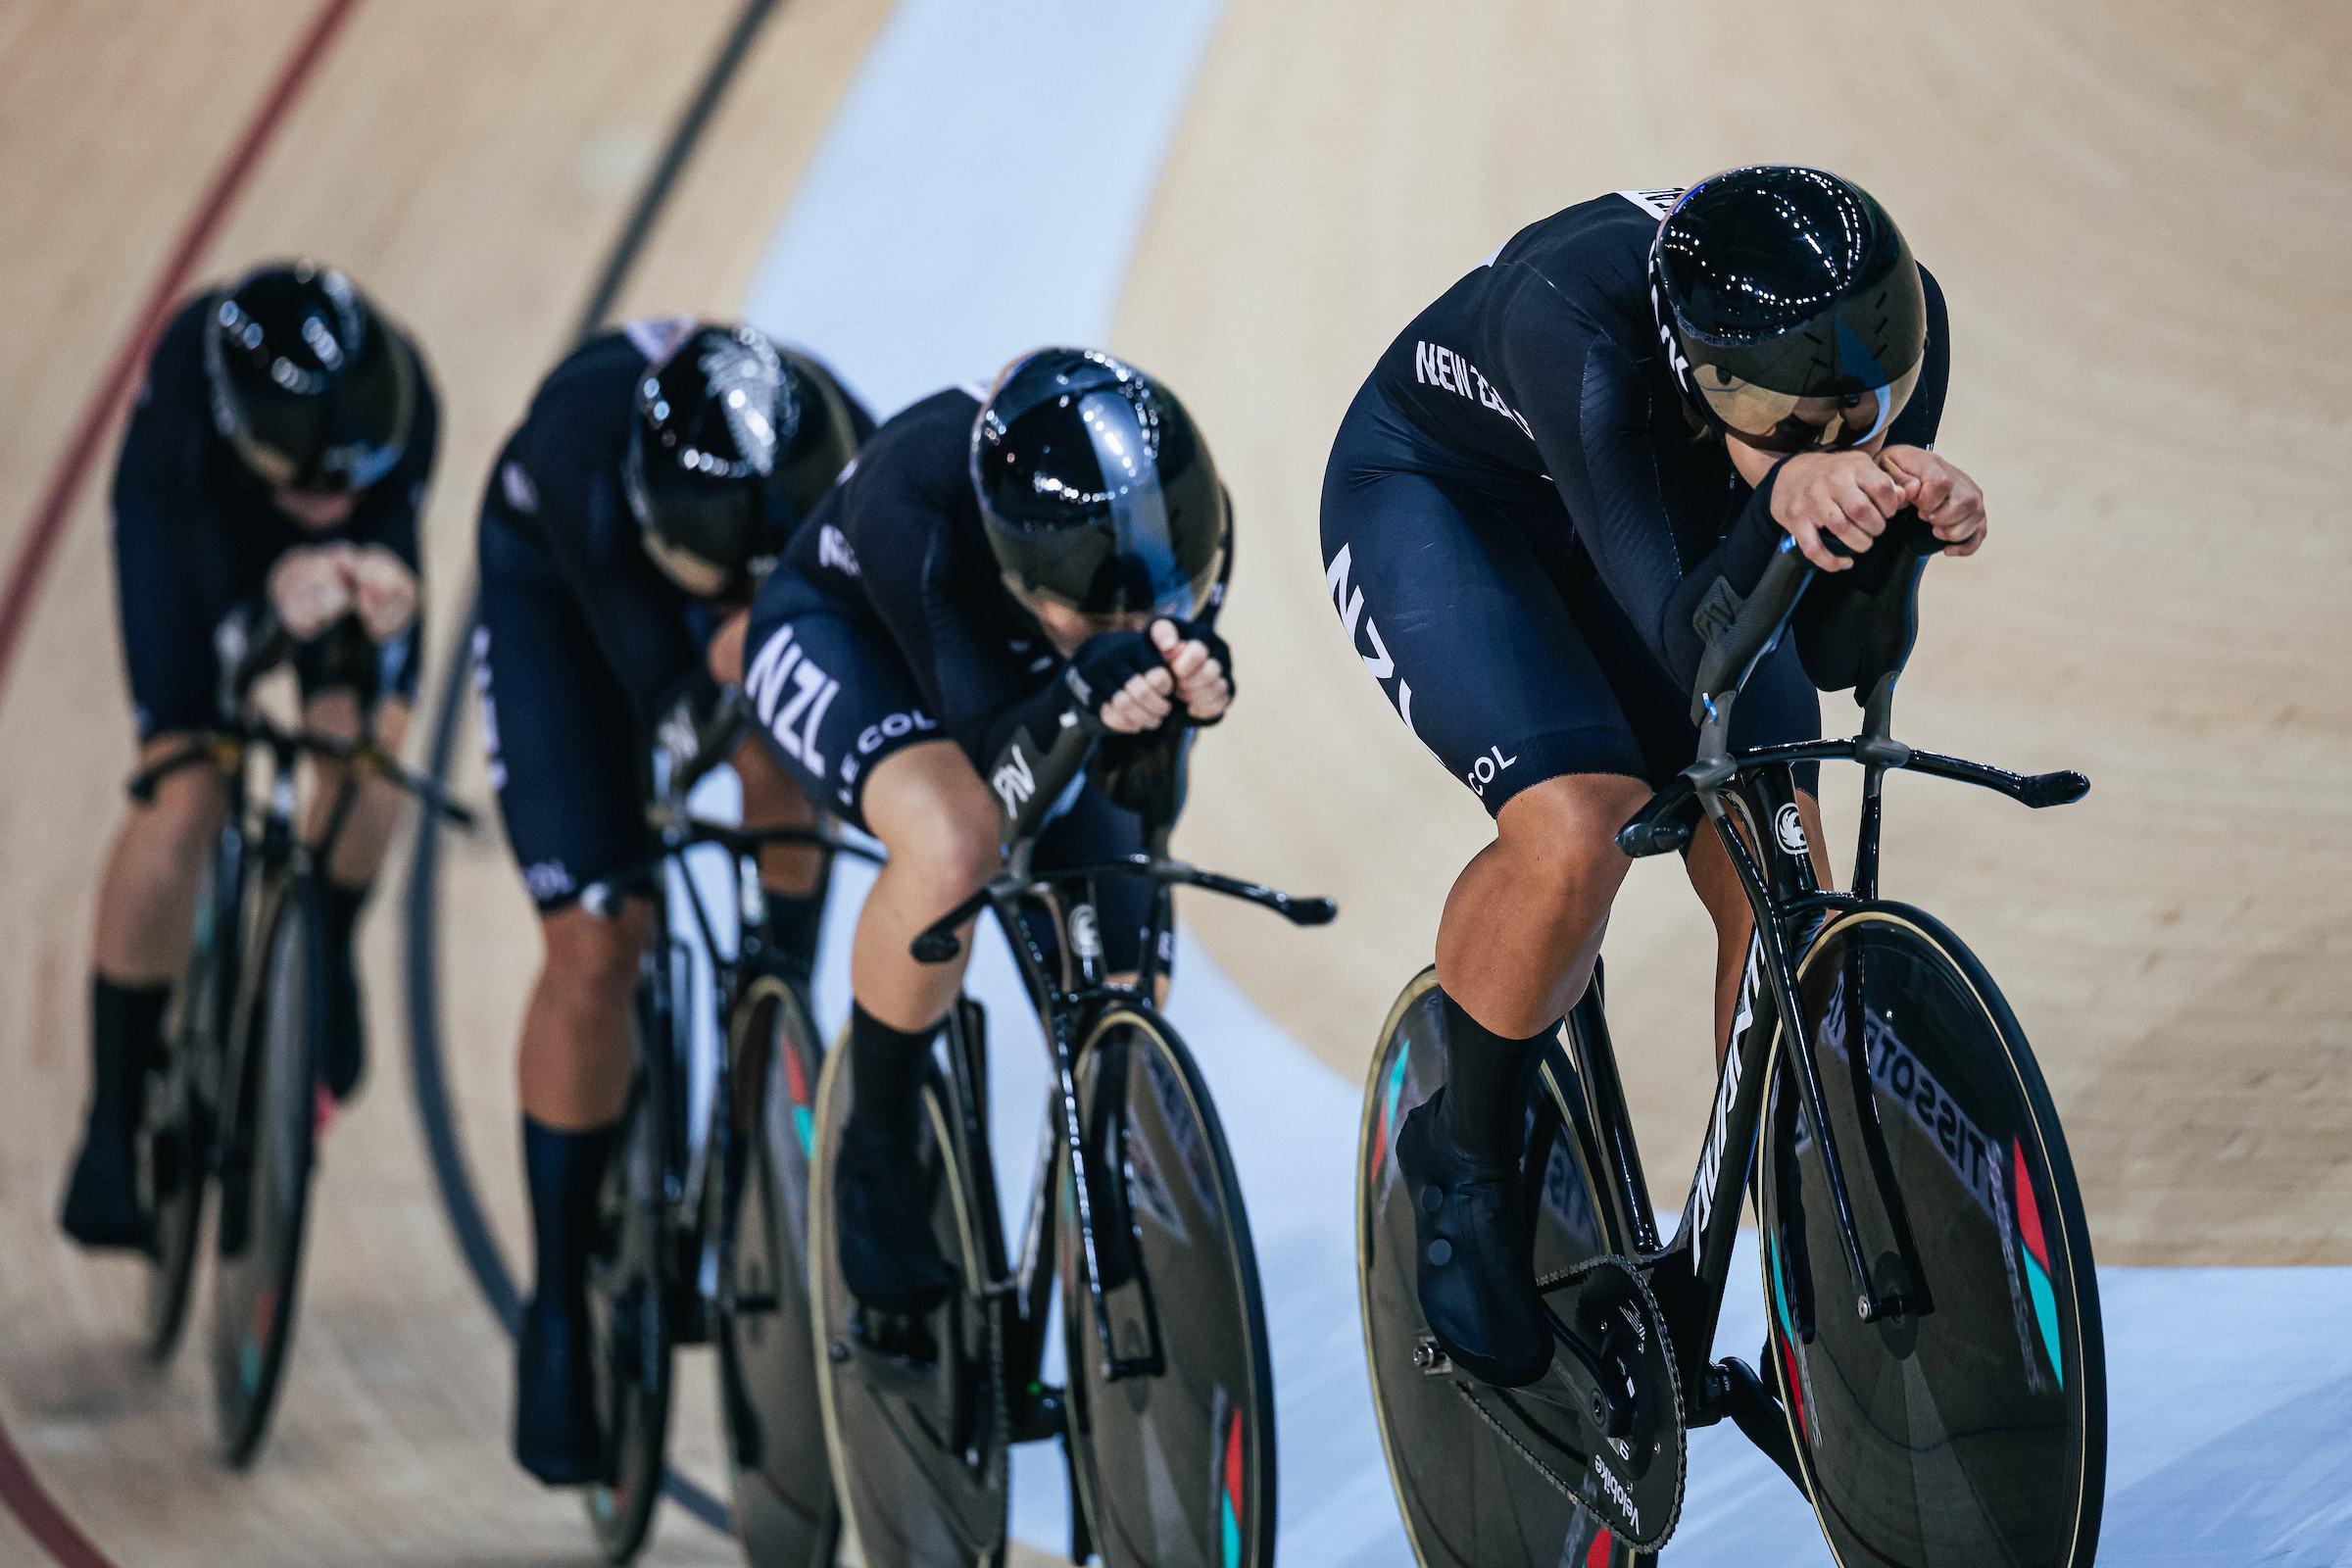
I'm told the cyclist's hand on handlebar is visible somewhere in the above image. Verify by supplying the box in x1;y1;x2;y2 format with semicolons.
269;544;359;639
1879;446;1987;558
351;545;418;643
1772;449;1913;571
1067;629;1176;735
1152;617;1232;724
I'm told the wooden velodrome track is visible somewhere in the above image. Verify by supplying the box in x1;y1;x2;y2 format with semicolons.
1;1;2345;1564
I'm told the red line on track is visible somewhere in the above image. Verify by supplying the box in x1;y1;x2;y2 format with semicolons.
0;3;361;1563
0;1425;114;1568
0;0;361;692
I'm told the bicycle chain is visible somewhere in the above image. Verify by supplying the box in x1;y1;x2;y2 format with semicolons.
1454;1251;1688;1551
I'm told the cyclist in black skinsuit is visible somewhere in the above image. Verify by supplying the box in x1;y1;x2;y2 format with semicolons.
62;262;436;1250
733;348;1234;1316
1323;168;1990;1387
474;318;871;1484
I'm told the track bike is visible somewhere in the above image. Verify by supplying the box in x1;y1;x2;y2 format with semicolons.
134;610;471;1466
1357;517;2106;1566
808;724;1335;1568
573;693;865;1566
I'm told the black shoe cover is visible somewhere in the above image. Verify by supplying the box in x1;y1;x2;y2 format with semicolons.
1396;1091;1553;1388
322;957;365;1103
514;1294;605;1486
834;1126;957;1316
60;1125;146;1250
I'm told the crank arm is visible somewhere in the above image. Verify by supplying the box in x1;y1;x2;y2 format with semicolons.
1707;1357;1805;1493
1538;1303;1634;1438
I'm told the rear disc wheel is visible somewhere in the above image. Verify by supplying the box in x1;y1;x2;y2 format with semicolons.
714;974;838;1567
1356;967;1648;1567
584;1063;675;1564
808;1038;1006;1568
142;831;234;1363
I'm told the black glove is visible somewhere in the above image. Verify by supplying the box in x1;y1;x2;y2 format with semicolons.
1101;725;1193;824
1061;629;1169;725
1160;617;1234;727
1793;510;1937;699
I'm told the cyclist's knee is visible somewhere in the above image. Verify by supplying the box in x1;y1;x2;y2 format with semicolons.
735;733;815;825
1686;826;1752;935
1490;772;1652;901
126;736;229;873
537;902;649;1017
371;697;412;752
302;688;364;744
864;744;1001;906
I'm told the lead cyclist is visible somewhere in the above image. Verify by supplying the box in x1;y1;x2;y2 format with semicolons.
1320;167;1988;1387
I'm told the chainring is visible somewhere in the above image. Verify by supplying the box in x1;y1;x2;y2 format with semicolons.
1456;1252;1688;1549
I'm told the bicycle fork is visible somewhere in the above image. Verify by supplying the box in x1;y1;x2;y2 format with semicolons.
1699;775;1935;1331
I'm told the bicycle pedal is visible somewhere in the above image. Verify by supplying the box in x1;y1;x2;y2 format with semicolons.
657;1282;709;1347
848;1307;943;1373
1010;1384;1065;1444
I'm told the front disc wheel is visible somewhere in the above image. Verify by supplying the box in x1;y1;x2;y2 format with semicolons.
1759;903;2105;1568
1058;1008;1275;1568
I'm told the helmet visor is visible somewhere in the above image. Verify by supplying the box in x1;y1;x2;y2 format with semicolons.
1692;357;1924;454
622;441;761;597
638;528;735;599
211;329;416;495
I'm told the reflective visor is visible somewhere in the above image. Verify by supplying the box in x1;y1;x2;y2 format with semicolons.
1077;387;1195;618
637;527;734;599
1693;356;1925;452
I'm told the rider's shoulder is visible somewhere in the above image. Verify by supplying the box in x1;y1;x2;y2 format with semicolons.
150;291;218;369
1486;191;1658;303
892;383;987;437
849;386;983;489
128;293;218;413
514;330;644;456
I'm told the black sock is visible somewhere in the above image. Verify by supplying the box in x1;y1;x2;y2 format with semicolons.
760;888;827;973
88;977;171;1135
1437;988;1554;1169
321;879;368;987
522;1118;618;1307
846;1004;938;1146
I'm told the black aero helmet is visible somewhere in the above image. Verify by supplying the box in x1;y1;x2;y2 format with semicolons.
203;261;416;493
1650;166;1927;453
624;323;836;597
972;349;1228;620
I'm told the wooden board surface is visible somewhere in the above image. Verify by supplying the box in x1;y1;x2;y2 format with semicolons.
0;1;2344;1564
1117;0;2352;1267
0;3;889;1562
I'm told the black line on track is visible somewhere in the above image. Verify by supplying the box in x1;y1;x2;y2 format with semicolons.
401;0;784;1540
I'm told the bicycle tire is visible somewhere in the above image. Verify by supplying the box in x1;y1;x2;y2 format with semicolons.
808;1035;1008;1568
584;970;679;1564
1757;902;2105;1568
714;972;839;1568
1057;1005;1275;1568
209;872;325;1468
1356;967;1647;1568
142;825;240;1364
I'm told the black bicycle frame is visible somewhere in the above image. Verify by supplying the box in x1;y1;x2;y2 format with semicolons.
934;832;1189;1397
908;735;1335;1403
1571;535;2088;1423
600;722;884;1317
